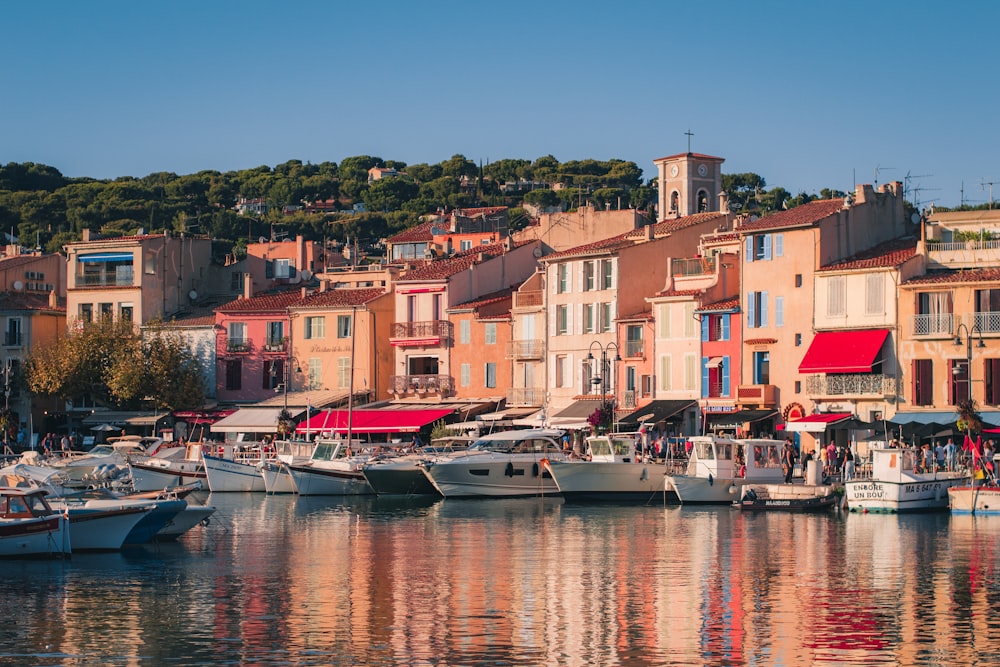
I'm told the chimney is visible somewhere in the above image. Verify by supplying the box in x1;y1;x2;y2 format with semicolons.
48;290;58;310
243;273;253;299
645;223;655;240
82;229;92;242
719;191;730;213
319;280;329;293
301;286;308;298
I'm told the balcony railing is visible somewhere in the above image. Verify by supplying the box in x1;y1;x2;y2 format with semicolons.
912;313;954;336
75;270;135;287
505;387;546;407
971;311;1000;334
390;320;452;343
805;373;897;397
672;256;716;277
706;382;726;398
227;339;250;353
514;290;543;308
4;332;21;347
389;374;454;396
624;340;644;358
263;340;288;352
620;390;637;409
737;384;777;407
507;339;544;360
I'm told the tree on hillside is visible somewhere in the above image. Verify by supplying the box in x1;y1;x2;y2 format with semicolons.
722;172;767;212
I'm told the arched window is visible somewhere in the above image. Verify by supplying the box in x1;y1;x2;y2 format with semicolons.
697;189;709;213
670;191;680;214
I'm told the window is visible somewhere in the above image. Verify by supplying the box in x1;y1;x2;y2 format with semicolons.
583;304;596;334
461;363;471;387
701;314;731;342
119;305;133;323
228;322;247;350
702;356;730;398
641;374;654;397
697;190;709;213
746;233;782;261
337;357;350;389
912;359;933;406
916;291;954;335
754;235;772;261
626;324;643;356
225;359;242;391
5;318;21;346
683;303;696;337
601;259;613;289
337;314;352;338
976;289;1000;333
866;274;885;315
406;295;416;322
79;303;92;324
658;304;671;338
950;359;970;406
684;354;697;391
583;261;595;291
263;359;283;390
669;191;679;213
485;363;497;388
557;264;569;293
986;359;1000;405
795;274;802;288
267;321;284;348
827;277;845;317
626;366;637;392
753;351;770;385
100;303;113;318
305;316;325;339
556;305;568;335
659;355;672;391
746;291;768;328
600;303;613;333
460;240;472;252
274;258;291;279
555;355;567;388
795;381;801;393
308;358;322;390
459;320;471;344
144;251;156;275
433;294;442;322
795;333;802;346
484;323;497;345
231;272;245;291
775;296;784;327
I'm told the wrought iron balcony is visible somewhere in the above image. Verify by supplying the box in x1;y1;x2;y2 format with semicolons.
505;387;546;407
623;340;644;358
227;339;250;353
971;311;1000;334
737;384;777;407
620;390;637;409
390;320;452;346
912;313;954;337
507;339;544;360
805;373;897;397
75;270;135;287
263;339;288;353
513;290;543;308
389;374;454;396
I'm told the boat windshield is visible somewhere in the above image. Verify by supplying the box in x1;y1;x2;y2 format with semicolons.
312;442;346;462
85;445;116;456
694;441;715;461
2;492;51;518
469;437;560;454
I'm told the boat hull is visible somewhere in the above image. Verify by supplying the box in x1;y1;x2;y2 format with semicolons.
545;460;677;503
845;475;967;512
155;504;216;540
65;506;151;551
423;456;561;498
738;485;838;512
948;486;1000;514
129;459;206;492
260;461;297;494
363;463;440;496
0;515;71;558
287;464;372;496
666;475;746;504
203;455;266;493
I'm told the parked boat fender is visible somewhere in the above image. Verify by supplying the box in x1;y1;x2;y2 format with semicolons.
532;462;539;477
640;467;648;481
505;462;515;477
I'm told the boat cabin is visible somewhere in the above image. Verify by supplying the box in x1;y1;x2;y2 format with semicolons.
585;433;639;463
684;436;784;479
467;429;566;455
0;488;56;520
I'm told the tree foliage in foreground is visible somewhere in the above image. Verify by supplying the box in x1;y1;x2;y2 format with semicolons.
25;318;205;411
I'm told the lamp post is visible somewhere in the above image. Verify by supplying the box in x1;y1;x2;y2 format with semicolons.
587;341;621;431
954;322;985;400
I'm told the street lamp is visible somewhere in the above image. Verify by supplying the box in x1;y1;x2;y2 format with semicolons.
954;322;986;393
587;341;621;431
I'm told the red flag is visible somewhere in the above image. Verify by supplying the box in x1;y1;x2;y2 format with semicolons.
964;434;975;454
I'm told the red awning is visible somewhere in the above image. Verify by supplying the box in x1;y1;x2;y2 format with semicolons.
798;329;890;374
785;412;852;433
295;408;454;434
172;409;236;424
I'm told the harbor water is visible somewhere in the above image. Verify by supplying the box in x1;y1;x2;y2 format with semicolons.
3;493;1000;666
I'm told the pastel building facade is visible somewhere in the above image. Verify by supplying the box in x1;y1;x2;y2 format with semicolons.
447;289;513;404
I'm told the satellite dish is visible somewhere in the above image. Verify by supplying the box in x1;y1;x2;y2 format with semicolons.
258;237;266;243
188;290;198;301
12;280;22;291
289;271;301;284
430;226;447;236
532;247;543;258
301;269;313;281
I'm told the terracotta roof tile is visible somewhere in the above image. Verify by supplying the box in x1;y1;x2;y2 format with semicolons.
544;212;728;261
653;152;724;162
737;199;845;233
617;309;653;322
164;314;216;327
65;233;169;245
744;337;777;345
0;291;64;311
386;220;437;244
819;237;918;272
654;288;702;298
451;287;514;311
0;254;56;270
216;289;303;313
696;297;740;312
903;267;1000;286
397;242;515;282
294;287;385;309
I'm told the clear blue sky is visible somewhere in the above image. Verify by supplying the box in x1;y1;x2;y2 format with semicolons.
4;1;997;209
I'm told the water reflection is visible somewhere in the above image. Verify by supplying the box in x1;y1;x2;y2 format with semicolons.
4;494;1000;665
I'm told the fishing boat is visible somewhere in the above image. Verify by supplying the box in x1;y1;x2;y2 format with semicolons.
259;440;315;494
736;484;839;512
0;487;71;558
948;484;1000;514
665;436;786;504
420;429;569;498
285;440;373;496
544;432;680;503
202;442;275;492
844;446;969;512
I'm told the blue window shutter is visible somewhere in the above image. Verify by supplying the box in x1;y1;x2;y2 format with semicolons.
775;233;784;257
775;296;784;327
701;317;709;342
721;314;730;341
702;357;710;398
761;291;769;327
745;237;754;262
763;234;772;260
722;356;731;396
747;292;756;329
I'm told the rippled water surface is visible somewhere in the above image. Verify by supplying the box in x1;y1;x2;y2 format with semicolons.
3;493;1000;666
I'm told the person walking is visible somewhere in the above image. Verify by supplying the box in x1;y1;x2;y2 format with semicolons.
782;440;795;483
842;445;855;481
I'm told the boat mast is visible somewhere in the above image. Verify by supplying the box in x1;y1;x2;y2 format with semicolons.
347;305;357;447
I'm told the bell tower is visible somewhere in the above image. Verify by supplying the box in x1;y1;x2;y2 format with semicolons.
653;147;725;220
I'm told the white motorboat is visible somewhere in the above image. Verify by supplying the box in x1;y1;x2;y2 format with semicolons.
844;446;969;512
361;436;475;497
665;436;786;504
544;432;678;503
128;442;207;492
155;501;217;540
203;442;275;492
47;488;187;545
61;504;152;551
285;440;373;496
45;438;150;485
259;440;315;494
0;486;71;558
420;429;568;498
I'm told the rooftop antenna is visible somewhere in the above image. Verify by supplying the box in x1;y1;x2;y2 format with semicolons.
910;185;940;211
903;171;931;202
982;179;998;210
874;164;895;188
685;129;694;154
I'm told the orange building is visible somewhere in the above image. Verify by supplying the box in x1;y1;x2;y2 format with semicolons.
447;288;513;405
